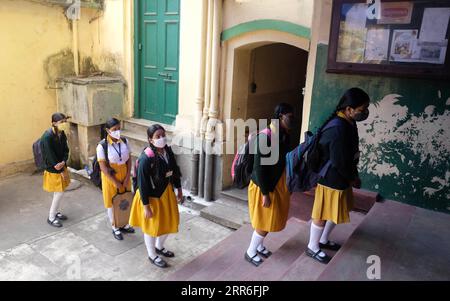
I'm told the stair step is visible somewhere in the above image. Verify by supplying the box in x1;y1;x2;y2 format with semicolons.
243;221;310;281
280;211;365;280
317;201;419;281
305;188;379;213
165;222;254;281
200;202;250;230
122;118;175;134
174;218;305;281
220;188;248;203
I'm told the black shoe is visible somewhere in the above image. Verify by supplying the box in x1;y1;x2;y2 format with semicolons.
256;247;273;258
319;240;341;251
120;225;135;234
245;252;263;267
149;256;168;268
305;248;331;264
112;229;123;240
156;247;175;258
55;212;68;221
47;218;63;228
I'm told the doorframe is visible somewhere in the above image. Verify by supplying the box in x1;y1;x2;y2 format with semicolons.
133;0;181;122
133;0;140;118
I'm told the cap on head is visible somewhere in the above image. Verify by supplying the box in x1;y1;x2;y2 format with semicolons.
51;113;70;123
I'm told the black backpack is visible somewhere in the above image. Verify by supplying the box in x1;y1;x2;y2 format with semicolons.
32;128;55;172
90;138;128;189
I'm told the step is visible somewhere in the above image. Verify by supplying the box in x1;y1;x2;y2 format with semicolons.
122;118;175;134
317;200;432;281
280;211;365;281
168;218;305;281
165;222;254;281
220;188;248;203
288;192;315;222
304;187;379;213
200;201;250;230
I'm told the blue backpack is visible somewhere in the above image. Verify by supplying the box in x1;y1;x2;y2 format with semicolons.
286;118;345;193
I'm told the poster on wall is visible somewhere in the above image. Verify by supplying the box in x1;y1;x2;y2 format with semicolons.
337;3;367;63
415;40;448;64
390;29;419;62
364;27;390;62
377;1;414;24
419;7;450;43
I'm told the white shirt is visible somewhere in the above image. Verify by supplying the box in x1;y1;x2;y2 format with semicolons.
96;137;130;165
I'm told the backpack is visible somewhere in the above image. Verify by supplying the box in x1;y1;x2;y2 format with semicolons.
32;128;55;172
90;138;128;189
132;147;156;192
285;118;345;193
231;128;271;189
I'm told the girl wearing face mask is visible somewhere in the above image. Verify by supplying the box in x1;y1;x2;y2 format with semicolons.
129;124;183;268
245;103;295;267
305;87;370;264
97;118;134;240
41;113;71;227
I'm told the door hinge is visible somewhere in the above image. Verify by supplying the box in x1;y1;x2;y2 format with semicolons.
138;43;142;51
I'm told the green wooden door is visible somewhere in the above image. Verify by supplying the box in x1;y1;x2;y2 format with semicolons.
136;0;180;124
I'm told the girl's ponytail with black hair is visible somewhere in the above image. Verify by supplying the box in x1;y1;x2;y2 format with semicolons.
306;87;369;172
146;124;166;183
307;110;337;172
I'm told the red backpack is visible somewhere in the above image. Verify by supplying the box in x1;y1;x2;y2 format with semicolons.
132;147;156;191
231;128;271;189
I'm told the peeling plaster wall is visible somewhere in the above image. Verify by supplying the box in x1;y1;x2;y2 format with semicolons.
309;44;450;213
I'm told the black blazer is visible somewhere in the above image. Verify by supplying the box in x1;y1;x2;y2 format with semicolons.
137;146;182;205
317;116;360;190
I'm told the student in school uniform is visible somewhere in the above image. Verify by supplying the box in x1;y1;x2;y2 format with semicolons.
245;103;296;266
305;87;370;264
97;118;135;240
42;113;71;227
129;124;183;268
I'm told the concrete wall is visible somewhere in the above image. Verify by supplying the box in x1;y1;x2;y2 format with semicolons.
0;0;132;176
0;0;73;169
223;0;313;30
308;0;450;213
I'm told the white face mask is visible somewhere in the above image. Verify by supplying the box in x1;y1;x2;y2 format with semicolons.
109;130;121;140
153;137;167;148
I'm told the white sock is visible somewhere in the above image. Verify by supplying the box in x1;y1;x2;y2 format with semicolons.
308;223;326;257
320;221;336;244
49;192;64;220
106;208;118;231
144;234;158;260
246;231;264;262
156;234;169;250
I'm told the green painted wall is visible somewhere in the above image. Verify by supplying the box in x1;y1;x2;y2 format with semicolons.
309;44;450;213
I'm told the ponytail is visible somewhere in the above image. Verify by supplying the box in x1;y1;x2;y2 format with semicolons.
307;110;337;172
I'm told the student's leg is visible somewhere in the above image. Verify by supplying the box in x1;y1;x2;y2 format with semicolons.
246;229;268;264
145;234;167;267
107;207;123;240
49;192;64;221
320;220;336;244
156;234;175;257
306;219;331;263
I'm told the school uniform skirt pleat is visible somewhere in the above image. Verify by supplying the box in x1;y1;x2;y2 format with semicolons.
101;163;130;209
129;183;179;237
311;184;354;224
248;171;290;232
43;168;70;192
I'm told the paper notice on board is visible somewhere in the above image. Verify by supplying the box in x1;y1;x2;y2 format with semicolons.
420;7;450;43
365;28;390;61
390;29;419;62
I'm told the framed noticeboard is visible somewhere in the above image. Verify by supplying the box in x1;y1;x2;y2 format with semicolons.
327;0;450;79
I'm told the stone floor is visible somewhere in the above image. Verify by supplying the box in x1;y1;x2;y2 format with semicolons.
0;173;232;281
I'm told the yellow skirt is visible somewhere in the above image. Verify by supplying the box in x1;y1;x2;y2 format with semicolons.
248;171;290;232
129;184;179;237
43;168;70;192
101;163;131;209
311;184;354;224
